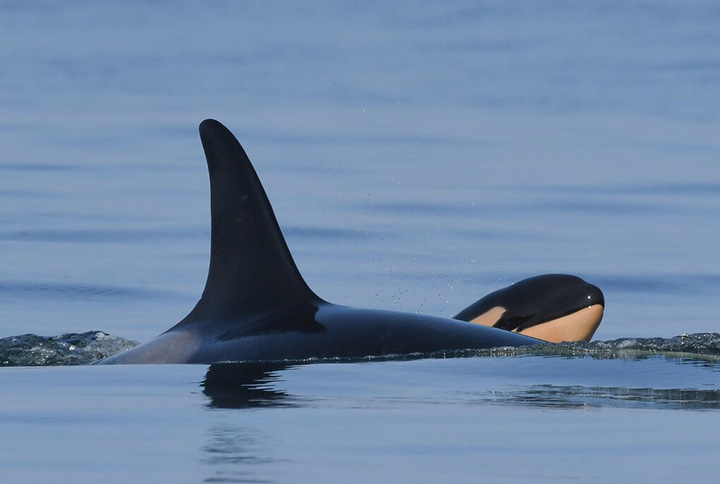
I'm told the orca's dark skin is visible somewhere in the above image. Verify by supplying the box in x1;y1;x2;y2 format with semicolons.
100;120;604;364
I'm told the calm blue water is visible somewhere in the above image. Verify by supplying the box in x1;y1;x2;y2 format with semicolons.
2;358;720;483
1;1;719;482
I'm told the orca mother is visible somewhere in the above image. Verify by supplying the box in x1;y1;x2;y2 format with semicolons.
100;120;603;364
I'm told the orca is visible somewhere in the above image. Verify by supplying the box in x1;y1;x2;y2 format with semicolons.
455;274;604;343
100;120;603;364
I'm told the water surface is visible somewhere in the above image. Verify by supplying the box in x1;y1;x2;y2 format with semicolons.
0;1;719;482
1;356;719;483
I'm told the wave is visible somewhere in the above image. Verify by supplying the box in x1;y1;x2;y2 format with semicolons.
1;332;719;367
0;332;138;366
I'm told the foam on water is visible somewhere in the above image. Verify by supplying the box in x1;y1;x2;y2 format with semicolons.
0;331;137;366
3;331;719;367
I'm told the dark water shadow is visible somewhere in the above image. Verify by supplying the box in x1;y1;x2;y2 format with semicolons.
200;353;720;413
200;363;300;482
202;425;279;484
480;384;720;411
201;363;298;409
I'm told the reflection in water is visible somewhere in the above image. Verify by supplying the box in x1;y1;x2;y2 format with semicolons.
201;363;296;409
201;364;302;482
202;426;277;484
201;358;720;413
482;385;720;410
197;358;720;481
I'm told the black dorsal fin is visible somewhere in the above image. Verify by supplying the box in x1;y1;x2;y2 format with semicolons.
179;119;322;324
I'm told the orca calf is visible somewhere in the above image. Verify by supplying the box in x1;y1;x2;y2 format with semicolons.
100;120;603;364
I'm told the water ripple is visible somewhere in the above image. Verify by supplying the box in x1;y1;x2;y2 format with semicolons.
0;227;204;244
0;281;178;302
481;384;720;410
